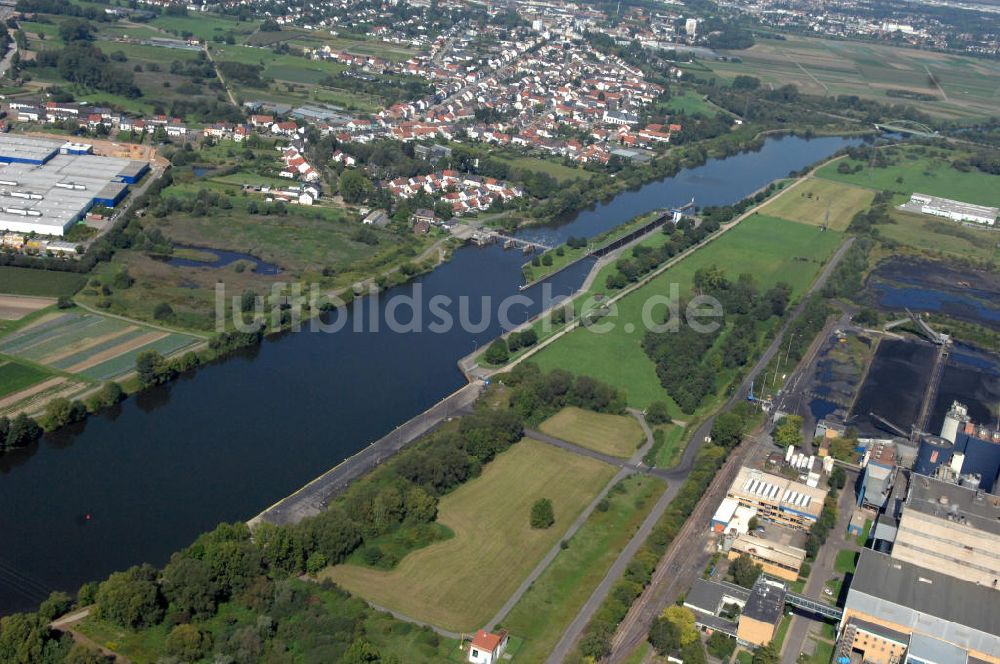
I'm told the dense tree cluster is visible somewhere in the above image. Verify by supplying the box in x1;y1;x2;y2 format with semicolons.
642;266;791;413
0;413;43;451
502;362;628;425
30;44;139;98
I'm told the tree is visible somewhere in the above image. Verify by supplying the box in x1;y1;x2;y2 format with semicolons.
339;169;373;204
706;632;736;659
772;415;804;448
747;516;760;532
42;397;86;430
661;606;699;646
829;466;846;490
65;644;111;664
153;302;174;320
59;18;95;43
37;591;72;622
165;624;212;661
646;401;671;425
483;338;509;365
94;565;164;629
162;556;219;619
530;498;554;529
4;413;42;449
730;552;763;588
829;436;857;462
135;350;173;388
752;642;780;664
0;613;47;664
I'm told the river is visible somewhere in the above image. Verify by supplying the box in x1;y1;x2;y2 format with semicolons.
0;134;862;613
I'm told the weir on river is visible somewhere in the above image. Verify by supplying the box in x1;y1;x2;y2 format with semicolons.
0;135;865;613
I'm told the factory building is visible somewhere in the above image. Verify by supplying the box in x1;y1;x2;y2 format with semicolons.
901;192;998;226
726;467;828;531
838;549;1000;663
891;473;1000;588
0;135;148;236
916;401;1000;493
727;536;806;582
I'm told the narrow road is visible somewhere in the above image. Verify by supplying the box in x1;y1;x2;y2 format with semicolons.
524;429;669;479
548;236;856;662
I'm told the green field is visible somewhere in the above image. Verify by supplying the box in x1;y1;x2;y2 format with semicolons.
501;474;664;661
539;406;645;458
499;156;587;183
707;35;1000;120
528;214;844;411
653;425;685;468
662;90;720;116
0;267;85;298
881;209;1000;264
758;178;875;231
151;13;259;42
816;151;1000;208
322;439;616;632
0;359;51;398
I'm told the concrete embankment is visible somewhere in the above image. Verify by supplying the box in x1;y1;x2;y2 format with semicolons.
248;380;484;527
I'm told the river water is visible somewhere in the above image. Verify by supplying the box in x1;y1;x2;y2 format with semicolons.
0;135;861;613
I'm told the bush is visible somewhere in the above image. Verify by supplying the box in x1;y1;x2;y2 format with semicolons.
530;498;554;529
483;338;509;365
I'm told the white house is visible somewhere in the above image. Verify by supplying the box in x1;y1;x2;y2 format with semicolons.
468;630;508;664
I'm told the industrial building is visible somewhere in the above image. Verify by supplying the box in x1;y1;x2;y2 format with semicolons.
838;549;1000;663
683;577;788;648
891;473;1000;588
726;467;828;531
900;192;998;226
916;401;1000;493
0;135;149;236
727;536;807;582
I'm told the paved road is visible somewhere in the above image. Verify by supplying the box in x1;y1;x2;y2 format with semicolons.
781;469;861;664
546;236;856;662
250;381;483;526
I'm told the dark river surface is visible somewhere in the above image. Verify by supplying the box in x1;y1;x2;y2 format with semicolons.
0;134;862;613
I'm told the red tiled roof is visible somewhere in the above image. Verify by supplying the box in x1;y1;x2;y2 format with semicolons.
471;630;506;652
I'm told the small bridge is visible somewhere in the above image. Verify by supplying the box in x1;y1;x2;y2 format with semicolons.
874;120;937;137
883;308;949;345
471;231;551;252
785;591;844;621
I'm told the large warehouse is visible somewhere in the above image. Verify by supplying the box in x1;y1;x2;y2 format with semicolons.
0;135;150;236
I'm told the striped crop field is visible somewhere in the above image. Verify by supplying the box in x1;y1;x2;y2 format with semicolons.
0;312;200;381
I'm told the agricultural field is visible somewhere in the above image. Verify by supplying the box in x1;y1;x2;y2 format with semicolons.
538;406;645;458
528;214;844;412
707;35;1000;120
815;148;1000;208
0;267;86;298
757;177;875;231
0;359;51;399
501;474;665;661
0;311;200;381
322;438;616;632
0;295;55;322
